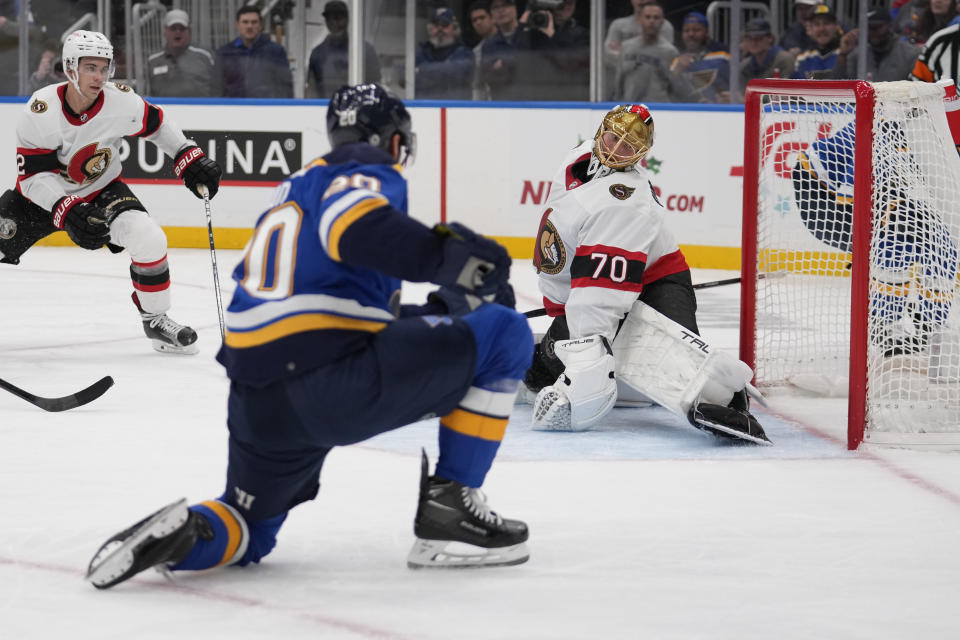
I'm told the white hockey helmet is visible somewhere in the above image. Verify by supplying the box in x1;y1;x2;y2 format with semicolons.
62;30;115;91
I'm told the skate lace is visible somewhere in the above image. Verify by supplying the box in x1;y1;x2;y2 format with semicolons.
461;487;503;525
147;313;182;336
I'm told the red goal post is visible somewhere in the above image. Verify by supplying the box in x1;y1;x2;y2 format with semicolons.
740;79;960;450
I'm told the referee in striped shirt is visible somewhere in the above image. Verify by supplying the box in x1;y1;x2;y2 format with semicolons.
910;11;960;153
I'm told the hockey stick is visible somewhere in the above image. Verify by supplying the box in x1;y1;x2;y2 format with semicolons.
523;276;746;318
0;375;114;412
199;185;226;341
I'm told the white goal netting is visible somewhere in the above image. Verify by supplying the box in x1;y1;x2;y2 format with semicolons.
746;80;960;447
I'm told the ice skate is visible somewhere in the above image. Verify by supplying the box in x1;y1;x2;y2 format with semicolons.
87;498;211;589
408;451;529;569
133;292;198;354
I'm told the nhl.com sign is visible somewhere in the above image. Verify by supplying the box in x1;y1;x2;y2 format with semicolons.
119;130;301;185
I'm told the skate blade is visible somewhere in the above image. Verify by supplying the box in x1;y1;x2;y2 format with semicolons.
407;539;529;569
151;340;199;355
87;499;189;589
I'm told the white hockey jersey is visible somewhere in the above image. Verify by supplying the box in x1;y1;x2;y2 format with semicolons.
534;139;689;341
15;82;189;212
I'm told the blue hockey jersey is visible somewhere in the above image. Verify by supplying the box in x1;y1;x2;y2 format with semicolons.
797;120;856;198
217;143;447;385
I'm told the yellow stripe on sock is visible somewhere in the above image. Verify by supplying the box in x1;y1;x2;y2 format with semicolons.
200;500;244;566
441;408;508;442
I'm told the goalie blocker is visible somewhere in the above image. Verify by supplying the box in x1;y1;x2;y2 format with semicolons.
533;301;771;445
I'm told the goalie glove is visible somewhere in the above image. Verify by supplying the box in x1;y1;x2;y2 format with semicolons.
533;335;617;431
688;390;772;445
173;145;222;199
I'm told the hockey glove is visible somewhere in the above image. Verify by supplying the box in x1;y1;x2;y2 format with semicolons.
433;222;511;297
173;145;222;199
426;282;516;316
53;196;110;250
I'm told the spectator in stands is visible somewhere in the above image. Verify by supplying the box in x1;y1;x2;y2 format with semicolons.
27;46;65;92
793;4;842;79
615;2;693;103
146;9;215;97
469;1;497;100
780;0;820;56
605;0;675;98
739;18;795;99
832;8;920;81
481;0;525;100
606;0;675;57
0;5;59;95
516;0;589;100
913;0;960;43
412;7;474;100
215;5;293;98
306;0;381;100
670;11;730;103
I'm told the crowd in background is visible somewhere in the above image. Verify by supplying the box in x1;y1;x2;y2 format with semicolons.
1;0;958;103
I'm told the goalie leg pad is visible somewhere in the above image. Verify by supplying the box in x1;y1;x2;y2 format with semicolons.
612;301;753;417
532;335;617;431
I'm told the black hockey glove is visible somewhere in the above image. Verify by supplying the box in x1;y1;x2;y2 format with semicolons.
173;145;222;199
52;196;110;250
428;280;516;315
433;222;511;297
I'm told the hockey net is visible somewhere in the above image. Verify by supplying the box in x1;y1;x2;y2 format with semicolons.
741;79;960;449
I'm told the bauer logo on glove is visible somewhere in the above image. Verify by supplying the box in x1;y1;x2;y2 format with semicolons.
173;145;222;199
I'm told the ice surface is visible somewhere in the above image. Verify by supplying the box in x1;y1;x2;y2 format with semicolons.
1;248;959;639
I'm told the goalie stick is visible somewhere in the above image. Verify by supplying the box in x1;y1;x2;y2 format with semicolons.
0;375;114;412
523;276;745;318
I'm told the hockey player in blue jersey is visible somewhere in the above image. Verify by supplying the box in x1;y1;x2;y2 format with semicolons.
86;83;535;587
792;117;957;356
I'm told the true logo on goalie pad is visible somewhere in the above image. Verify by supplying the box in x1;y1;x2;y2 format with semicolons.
534;215;566;275
609;183;635;200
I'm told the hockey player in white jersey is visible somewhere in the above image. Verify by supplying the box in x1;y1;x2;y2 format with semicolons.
0;31;222;354
526;104;770;444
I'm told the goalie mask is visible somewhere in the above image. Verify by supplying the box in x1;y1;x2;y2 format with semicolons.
327;83;417;167
593;104;655;170
62;30;115;94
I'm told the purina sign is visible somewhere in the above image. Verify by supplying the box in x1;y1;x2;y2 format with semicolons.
119;130;302;184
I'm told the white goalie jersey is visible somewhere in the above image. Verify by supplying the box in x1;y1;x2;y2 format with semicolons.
533;139;689;341
15;82;190;212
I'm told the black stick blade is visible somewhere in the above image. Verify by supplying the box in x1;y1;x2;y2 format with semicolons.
0;375;114;412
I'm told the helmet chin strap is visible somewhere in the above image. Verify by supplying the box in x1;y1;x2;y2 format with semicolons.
66;68;83;95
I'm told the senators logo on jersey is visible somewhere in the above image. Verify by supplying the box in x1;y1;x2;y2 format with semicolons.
30;99;48;114
64;142;112;185
609;184;635;200
534;213;565;275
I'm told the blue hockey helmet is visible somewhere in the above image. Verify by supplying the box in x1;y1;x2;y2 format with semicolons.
327;83;416;166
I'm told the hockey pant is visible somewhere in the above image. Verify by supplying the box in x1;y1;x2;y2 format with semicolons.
175;305;533;570
0;183;172;314
524;270;699;393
